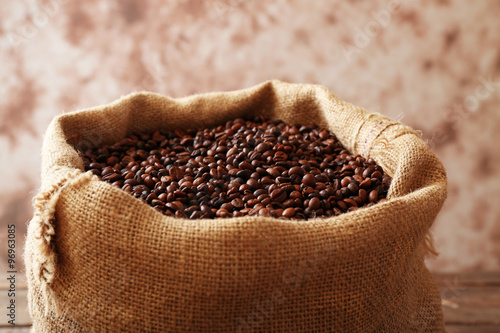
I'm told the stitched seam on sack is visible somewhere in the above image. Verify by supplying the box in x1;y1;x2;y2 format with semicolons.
352;113;375;153
363;122;418;158
362;121;383;157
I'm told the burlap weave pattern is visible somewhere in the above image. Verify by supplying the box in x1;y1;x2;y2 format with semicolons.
24;80;447;332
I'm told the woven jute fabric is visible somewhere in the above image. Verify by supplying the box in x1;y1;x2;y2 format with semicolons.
24;80;447;332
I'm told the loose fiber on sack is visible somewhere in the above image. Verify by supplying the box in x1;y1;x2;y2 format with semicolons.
24;80;447;332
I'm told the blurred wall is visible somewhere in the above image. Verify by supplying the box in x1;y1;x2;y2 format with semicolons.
1;0;499;276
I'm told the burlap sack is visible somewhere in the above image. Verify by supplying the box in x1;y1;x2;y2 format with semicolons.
24;80;447;332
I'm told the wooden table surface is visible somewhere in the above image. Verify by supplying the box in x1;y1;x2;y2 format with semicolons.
1;273;499;332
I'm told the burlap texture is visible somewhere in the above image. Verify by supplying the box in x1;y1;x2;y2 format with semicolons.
24;80;447;332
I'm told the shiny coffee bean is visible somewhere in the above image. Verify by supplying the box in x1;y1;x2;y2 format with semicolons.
282;207;295;218
302;174;316;187
308;197;321;210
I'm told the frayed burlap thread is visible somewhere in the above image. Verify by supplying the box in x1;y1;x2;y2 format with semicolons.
24;80;447;332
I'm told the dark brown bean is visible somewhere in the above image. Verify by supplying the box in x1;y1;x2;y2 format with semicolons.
358;189;367;202
166;202;180;211
239;161;254;171
255;142;271;152
347;183;359;195
270;189;287;203
258;208;271;217
216;208;229;217
221;202;234;211
344;198;358;208
369;189;379;203
359;178;372;189
289;166;304;177
308;197;321;210
231;198;244;209
246;178;259;190
363;166;375;179
302;174;316;187
282;207;295;218
169;166;184;180
335;200;346;211
266;167;280;178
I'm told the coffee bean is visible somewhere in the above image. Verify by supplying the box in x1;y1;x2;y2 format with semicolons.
358;189;367;202
341;177;350;188
344;198;358;208
270;188;287;203
258;208;271;217
282;207;295;218
255;142;271;152
369;189;379;203
221;202;234;211
347;183;359;195
239;161;254;171
289;166;304;177
231;198;244;209
166;202;180;211
302;174;316;187
363;166;375;179
169;166;184;181
289;191;302;200
246;178;259;190
308;197;321;210
274;151;288;161
190;211;201;219
276;176;291;184
266;167;280;178
359;178;372;189
216;208;230;217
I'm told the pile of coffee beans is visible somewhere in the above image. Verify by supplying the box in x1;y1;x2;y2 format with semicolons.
77;117;391;219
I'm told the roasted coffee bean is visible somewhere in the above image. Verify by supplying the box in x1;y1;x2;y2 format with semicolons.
369;189;379;203
231;198;244;209
276;176;291;184
255;142;271;152
216;208;230;217
344;198;358;208
359;178;372;189
282;207;295;218
363;166;375;179
336;200;347;211
246;178;259;190
169;166;184;181
239;161;254;171
308;197;321;210
347;183;359;195
358;189;367;202
266;167;280;178
79;117;391;220
221;202;234;211
288;166;303;177
258;208;271;217
302;174;316;188
270;188;287;203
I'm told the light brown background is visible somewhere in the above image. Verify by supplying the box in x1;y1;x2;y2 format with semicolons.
1;0;499;278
